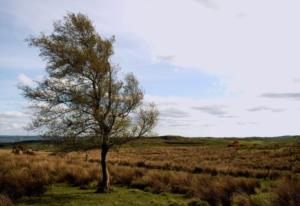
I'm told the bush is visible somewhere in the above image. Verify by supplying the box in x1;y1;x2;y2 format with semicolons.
0;152;99;200
0;167;50;200
187;199;209;206
190;176;220;206
0;194;14;206
111;166;144;186
232;193;251;206
272;179;300;206
62;165;98;186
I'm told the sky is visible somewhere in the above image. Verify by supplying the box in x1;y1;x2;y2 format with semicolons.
1;0;300;137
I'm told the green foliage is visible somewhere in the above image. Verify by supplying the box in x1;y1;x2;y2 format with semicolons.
17;184;187;206
21;12;159;192
21;12;158;145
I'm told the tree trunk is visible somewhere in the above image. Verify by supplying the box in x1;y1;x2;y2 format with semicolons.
96;144;110;193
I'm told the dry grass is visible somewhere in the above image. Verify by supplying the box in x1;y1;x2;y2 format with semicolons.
0;140;299;205
0;194;14;206
0;150;100;200
84;144;298;179
0;149;261;204
272;179;300;206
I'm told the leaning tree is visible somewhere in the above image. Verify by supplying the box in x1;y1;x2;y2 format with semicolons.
20;13;159;192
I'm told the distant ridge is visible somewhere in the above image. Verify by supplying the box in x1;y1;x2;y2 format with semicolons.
0;134;299;143
0;135;42;143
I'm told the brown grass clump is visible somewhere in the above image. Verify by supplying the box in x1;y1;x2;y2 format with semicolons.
188;176;260;206
272;179;300;206
0;195;14;206
0;150;100;199
232;193;251;206
187;199;209;206
56;163;100;187
110;166;144;186
0;157;51;199
130;170;198;195
131;170;173;193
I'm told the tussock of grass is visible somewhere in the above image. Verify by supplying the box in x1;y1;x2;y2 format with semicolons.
0;194;14;206
272;179;300;206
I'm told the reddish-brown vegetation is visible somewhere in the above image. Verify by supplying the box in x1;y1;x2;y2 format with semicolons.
0;194;14;206
0;140;299;206
272;179;300;206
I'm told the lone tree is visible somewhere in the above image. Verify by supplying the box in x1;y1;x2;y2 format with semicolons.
21;13;159;193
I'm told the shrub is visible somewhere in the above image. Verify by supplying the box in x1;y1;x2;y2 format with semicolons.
232;193;251;206
138;171;173;193
62;165;96;186
236;178;260;194
0;167;50;199
187;199;209;206
111;166;144;186
193;167;204;173
272;179;300;206
0;194;14;206
187;176;260;206
190;176;220;206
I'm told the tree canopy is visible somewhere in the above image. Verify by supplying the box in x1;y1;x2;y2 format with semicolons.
21;13;159;192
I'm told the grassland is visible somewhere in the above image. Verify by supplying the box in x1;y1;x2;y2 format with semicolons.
0;136;299;206
17;184;187;206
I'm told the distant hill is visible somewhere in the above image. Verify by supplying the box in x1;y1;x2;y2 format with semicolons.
0;134;299;144
0;135;42;143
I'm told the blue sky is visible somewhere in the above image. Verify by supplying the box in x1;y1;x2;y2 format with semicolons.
1;0;300;137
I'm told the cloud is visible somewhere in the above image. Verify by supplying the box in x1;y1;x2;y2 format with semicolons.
193;0;218;9
0;111;30;134
247;106;284;112
119;0;300;97
293;78;300;83
2;0;300;136
261;93;300;100
237;121;258;126
235;13;247;19
156;55;175;62
191;105;228;116
191;105;237;118
18;74;34;86
167;123;191;127
145;94;300;137
1;111;26;118
200;124;215;127
160;108;190;118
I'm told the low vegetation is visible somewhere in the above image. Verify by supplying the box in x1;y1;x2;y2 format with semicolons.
0;137;299;206
17;184;187;206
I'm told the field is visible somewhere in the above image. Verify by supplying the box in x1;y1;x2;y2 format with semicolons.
0;136;299;206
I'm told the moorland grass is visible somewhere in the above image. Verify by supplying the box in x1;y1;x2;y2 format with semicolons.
1;136;299;206
16;184;188;206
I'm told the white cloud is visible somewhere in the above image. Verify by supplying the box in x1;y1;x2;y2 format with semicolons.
6;0;300;96
0;110;30;135
247;106;285;113
120;0;300;95
18;74;34;86
1;111;26;118
3;0;300;136
146;95;300;137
